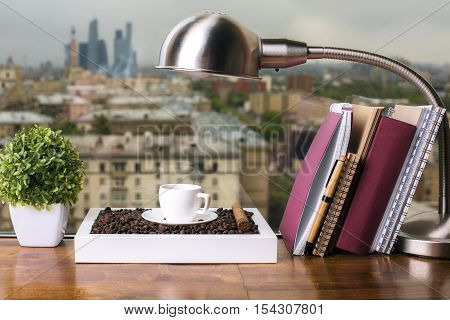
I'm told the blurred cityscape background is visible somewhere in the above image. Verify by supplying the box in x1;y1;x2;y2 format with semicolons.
0;2;449;233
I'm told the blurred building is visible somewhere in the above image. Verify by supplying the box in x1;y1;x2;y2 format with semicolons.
77;19;109;74
0;59;28;106
0;111;52;138
351;95;409;107
0;62;22;91
66;96;95;120
75;108;193;135
213;78;267;101
285;74;313;93
65;27;79;68
283;95;337;124
112;23;138;77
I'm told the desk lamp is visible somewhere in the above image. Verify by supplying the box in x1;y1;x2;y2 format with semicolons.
156;12;450;258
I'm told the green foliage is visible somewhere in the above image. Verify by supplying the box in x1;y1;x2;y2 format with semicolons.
52;120;84;135
0;125;85;209
192;80;223;111
261;110;285;142
92;114;111;134
268;174;292;229
315;80;427;105
227;91;248;108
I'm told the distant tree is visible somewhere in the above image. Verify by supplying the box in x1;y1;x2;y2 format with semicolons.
92;114;110;134
261;110;285;142
192;80;223;111
52;120;84;135
227;92;248;108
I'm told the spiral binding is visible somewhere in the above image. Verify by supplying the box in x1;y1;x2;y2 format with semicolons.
312;153;359;257
384;108;445;253
374;107;444;252
372;107;437;252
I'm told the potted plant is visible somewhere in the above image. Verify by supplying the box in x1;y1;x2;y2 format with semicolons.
0;125;84;247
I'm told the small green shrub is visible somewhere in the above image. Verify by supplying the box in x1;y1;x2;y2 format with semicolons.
0;125;84;209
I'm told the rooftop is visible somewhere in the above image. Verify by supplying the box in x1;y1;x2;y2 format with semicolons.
76;107;190;123
66;134;240;158
0;111;52;124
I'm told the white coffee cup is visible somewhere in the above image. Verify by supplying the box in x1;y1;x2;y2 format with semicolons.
159;184;211;223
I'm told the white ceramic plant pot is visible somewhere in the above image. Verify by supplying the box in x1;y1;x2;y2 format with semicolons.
9;204;70;247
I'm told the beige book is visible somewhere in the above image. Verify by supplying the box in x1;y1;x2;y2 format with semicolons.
347;104;384;162
388;105;423;126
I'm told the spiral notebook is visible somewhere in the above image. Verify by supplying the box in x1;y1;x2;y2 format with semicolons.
372;105;445;253
312;152;360;257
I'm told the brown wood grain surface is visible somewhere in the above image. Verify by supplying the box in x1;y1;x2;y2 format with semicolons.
0;238;448;299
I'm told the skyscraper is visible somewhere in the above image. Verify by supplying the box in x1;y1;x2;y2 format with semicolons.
78;43;88;69
85;19;108;73
112;22;137;77
87;19;99;72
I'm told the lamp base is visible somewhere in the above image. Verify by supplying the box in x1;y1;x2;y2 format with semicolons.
396;210;450;259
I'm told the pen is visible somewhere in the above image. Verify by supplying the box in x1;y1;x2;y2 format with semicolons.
304;155;346;255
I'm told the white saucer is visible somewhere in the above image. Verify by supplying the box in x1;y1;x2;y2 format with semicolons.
141;208;218;225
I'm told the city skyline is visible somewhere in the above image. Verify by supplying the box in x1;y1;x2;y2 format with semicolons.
0;0;449;68
65;19;137;77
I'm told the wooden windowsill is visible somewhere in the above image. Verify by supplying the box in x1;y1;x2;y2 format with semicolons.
0;238;448;299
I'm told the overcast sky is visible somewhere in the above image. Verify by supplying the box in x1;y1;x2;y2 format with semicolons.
0;0;449;67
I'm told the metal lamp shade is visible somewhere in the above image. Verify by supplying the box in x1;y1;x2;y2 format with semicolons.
156;12;261;79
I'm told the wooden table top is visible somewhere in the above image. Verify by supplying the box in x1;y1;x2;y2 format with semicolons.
0;238;449;299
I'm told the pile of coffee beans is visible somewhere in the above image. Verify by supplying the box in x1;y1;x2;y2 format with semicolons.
90;207;259;235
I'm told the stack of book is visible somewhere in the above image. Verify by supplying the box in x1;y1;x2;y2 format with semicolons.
280;103;445;256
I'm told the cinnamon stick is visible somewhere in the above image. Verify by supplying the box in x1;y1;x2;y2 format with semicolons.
232;202;250;232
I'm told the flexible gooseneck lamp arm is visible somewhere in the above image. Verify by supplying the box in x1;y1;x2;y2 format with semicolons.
309;46;449;219
157;12;450;257
261;40;449;218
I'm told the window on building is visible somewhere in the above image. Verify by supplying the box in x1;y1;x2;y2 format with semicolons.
100;178;106;185
112;162;126;172
100;193;106;200
84;193;89;201
212;177;218;186
135;193;141;200
84;177;89;186
135;178;141;186
176;161;181;172
213;193;219;201
112;192;127;201
99;163;105;173
113;178;125;187
135;162;141;173
212;162;218;172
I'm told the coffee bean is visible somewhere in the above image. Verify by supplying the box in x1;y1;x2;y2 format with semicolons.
90;208;259;235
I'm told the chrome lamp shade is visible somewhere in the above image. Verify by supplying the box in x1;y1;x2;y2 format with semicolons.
157;12;450;259
156;12;261;79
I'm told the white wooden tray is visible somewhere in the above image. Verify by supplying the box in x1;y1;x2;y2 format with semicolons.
74;208;277;264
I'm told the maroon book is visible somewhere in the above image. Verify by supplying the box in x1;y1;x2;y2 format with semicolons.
336;116;416;255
